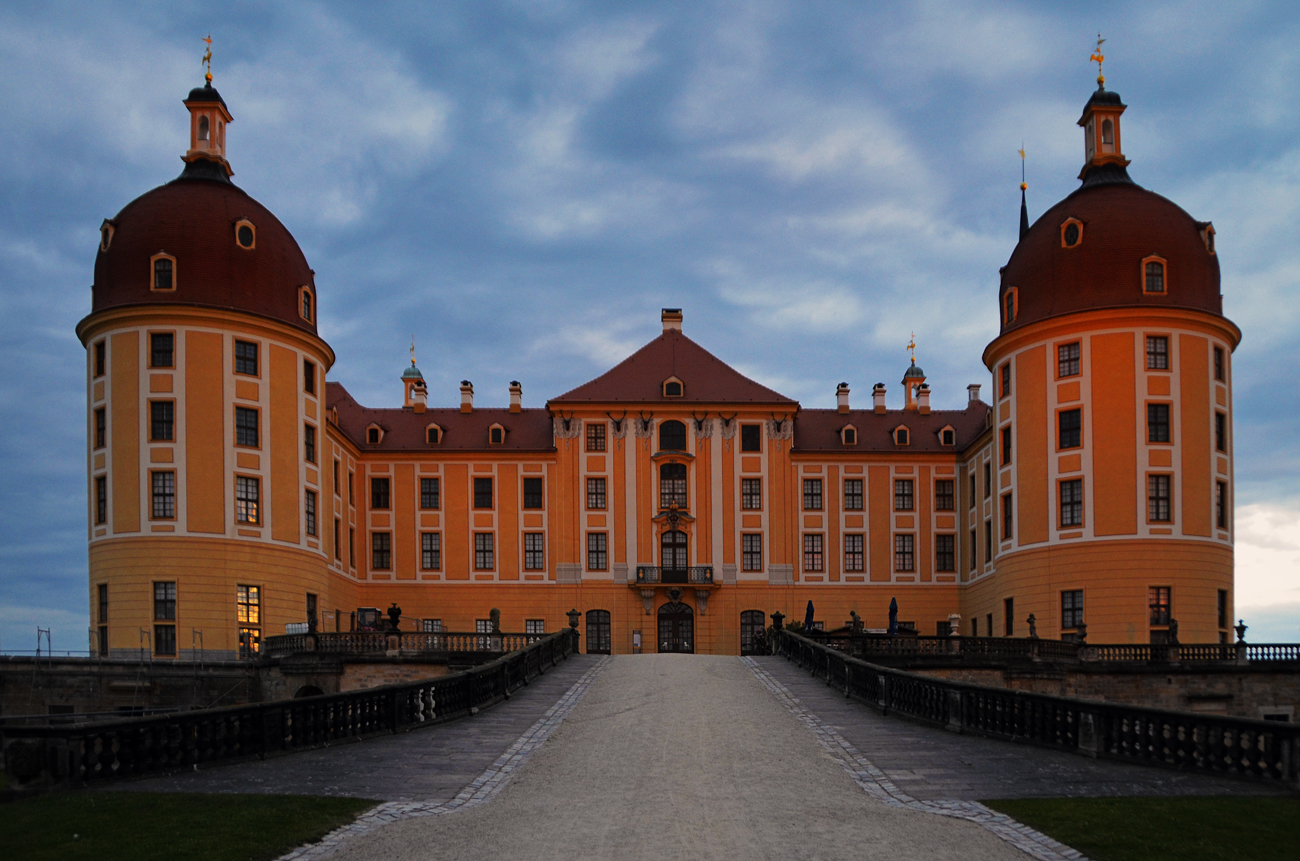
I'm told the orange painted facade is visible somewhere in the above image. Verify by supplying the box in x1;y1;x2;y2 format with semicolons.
78;77;1240;659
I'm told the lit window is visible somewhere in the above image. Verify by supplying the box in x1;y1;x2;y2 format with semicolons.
1149;586;1171;626
235;476;260;523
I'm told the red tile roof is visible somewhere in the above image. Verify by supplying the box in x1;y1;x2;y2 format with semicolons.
550;330;797;406
793;404;991;453
327;382;555;453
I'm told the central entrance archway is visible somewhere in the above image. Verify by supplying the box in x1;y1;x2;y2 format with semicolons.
657;595;694;653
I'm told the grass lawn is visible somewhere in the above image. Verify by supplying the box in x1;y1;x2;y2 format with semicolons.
0;791;377;861
984;796;1300;861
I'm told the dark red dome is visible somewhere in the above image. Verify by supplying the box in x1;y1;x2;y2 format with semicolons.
91;176;316;334
999;182;1221;335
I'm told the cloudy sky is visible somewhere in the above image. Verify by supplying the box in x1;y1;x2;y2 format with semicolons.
2;1;1298;652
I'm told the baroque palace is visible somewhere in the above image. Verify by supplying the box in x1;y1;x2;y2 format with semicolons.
78;69;1239;659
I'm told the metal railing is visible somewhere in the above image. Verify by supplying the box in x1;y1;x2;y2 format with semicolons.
0;629;580;788
774;629;1300;786
635;566;714;585
262;630;547;659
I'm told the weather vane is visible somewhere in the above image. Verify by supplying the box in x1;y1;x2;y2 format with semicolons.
410;335;417;366
1090;33;1106;87
201;34;213;85
907;332;916;365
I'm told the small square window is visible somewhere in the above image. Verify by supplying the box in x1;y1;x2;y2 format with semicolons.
1057;342;1080;377
663;380;683;397
1146;336;1169;370
235;475;260;523
235;340;259;375
150;333;174;368
740;425;761;452
585;423;606;452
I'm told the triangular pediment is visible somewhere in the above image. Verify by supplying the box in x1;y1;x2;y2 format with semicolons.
551;330;796;406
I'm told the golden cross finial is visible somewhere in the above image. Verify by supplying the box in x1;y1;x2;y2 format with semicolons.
907;333;916;365
201;34;213;85
1090;33;1106;86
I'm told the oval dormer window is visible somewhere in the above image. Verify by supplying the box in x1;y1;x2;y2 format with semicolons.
236;220;256;249
1064;223;1080;246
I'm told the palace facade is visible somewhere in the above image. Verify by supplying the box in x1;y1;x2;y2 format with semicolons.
78;74;1239;658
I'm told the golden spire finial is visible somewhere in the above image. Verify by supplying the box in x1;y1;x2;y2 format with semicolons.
201;34;213;85
907;332;916;365
1018;144;1027;190
410;335;417;367
1090;33;1106;87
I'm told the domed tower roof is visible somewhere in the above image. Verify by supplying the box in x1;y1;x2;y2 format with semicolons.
86;80;318;336
996;81;1227;339
903;361;926;380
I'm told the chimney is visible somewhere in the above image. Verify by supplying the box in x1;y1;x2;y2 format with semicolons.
836;382;850;414
873;383;886;414
459;380;474;413
411;380;427;414
967;384;981;404
509;380;523;414
917;383;931;415
661;308;683;333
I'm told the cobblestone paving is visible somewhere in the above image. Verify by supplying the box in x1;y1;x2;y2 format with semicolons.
753;656;1291;801
110;654;602;801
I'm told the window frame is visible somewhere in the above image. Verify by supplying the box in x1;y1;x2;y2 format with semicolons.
1003;287;1017;325
298;285;314;323
94;340;106;377
1148;586;1172;627
585;422;606;452
150;469;176;520
303;358;316;395
802;533;824;572
1056;341;1081;378
523;532;544;571
1002;493;1014;540
1145;335;1170;371
304;423;317;464
1216;481;1229;530
843;478;864;511
95;475;107;524
1215;411;1227;453
305;489;317;537
474;532;494;570
149;399;175;442
150;253;176;292
894;533;915;572
421;531;442;571
999;363;1011;399
1062;589;1084;630
740;424;762;452
659;420;687;452
1213;346;1225;382
934;479;954;512
893;478;914;512
586;532;608;571
473;477;494;510
420;477;441;510
233;339;260;376
149;331;175;369
522;477;543;510
1147;474;1173;523
1059;478;1084;528
1000;425;1013;465
586;476;607;510
935;534;955;572
235;475;260;524
370;476;391;510
1141;255;1167;294
803;478;823;511
844;533;864;573
659;462;688;509
1147;402;1172;444
1058;407;1082;450
741;477;762;511
371;531;392;570
234;406;259;448
742;533;763;572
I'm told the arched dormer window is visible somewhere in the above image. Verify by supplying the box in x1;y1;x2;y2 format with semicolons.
662;376;684;398
198;115;210;143
1003;287;1017;326
1142;256;1167;294
938;426;956;447
299;286;314;323
425;424;443;444
366;424;383;445
659;419;687;451
840;426;858;446
151;253;176;292
893;426;910;446
488;423;506;445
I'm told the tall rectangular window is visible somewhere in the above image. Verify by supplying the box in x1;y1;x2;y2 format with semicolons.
843;479;864;511
305;490;317;537
984;463;991;498
1062;590;1084;629
742;533;763;572
894;534;915;572
1000;363;1011;398
1146;335;1169;370
237;585;260;659
1216;481;1229;529
154;624;177;656
153;581;176;621
1147;403;1171;443
803;534;824;572
1215;412;1227;452
1004;598;1014;636
586;477;607;510
970;528;977;571
844;534;864;572
95;476;107;524
1217;589;1228;629
1001;426;1013;465
95;408;106;449
1057;342;1080;377
894;479;914;511
935;534;955;572
1145;261;1166;293
333;461;340;496
348;472;354;505
1213;346;1225;381
1148;475;1172;522
1002;493;1014;539
1149;586;1171;626
150;401;174;441
474;477;493;509
415;477;438;509
235;476;260;523
803;479;823;511
372;532;391;569
524;533;544;570
741;478;762;510
523;477;543;509
235;406;259;447
587;532;608;570
334;518;341;560
421;532;441;570
303;359;316;394
984;520;993;562
1059;409;1081;449
234;339;259;375
94;341;105;377
151;470;175;519
97;583;108;656
1060;479;1083;527
371;477;390;509
741;424;762;452
474;533;494;570
585;423;606;452
969;473;976;508
348;527;354;566
150;332;174;368
934;479;954;511
153;257;173;290
304;424;316;463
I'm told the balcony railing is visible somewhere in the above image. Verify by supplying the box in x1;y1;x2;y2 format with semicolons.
262;631;547;659
635;566;714;585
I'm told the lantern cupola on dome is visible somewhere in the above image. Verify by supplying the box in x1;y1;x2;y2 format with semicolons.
1078;36;1132;187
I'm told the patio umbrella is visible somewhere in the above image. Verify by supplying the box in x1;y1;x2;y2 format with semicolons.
888;597;898;635
803;600;815;630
